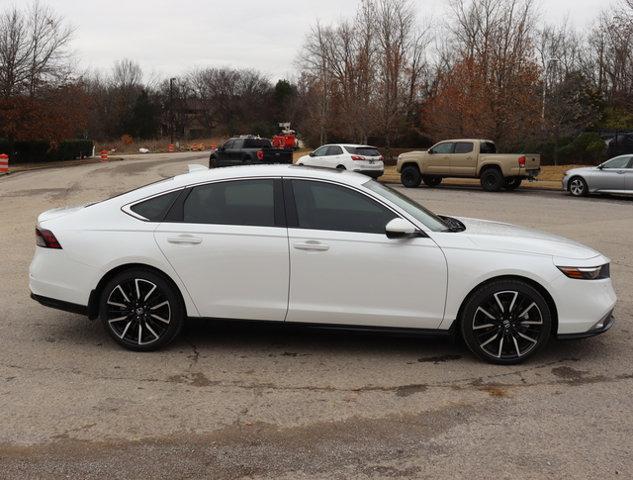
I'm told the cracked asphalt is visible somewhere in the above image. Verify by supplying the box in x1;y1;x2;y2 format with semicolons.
1;152;632;479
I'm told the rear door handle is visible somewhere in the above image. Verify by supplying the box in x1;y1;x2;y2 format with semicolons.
293;240;329;252
167;235;202;245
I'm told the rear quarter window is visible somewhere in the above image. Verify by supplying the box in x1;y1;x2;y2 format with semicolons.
130;190;181;221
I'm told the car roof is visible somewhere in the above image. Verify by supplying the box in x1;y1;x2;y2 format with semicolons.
434;139;494;143
172;164;372;188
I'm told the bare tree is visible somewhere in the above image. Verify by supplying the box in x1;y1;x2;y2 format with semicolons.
0;1;73;98
111;58;143;89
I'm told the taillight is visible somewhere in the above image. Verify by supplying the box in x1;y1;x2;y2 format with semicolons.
36;227;62;249
256;150;264;161
518;155;526;167
351;155;365;161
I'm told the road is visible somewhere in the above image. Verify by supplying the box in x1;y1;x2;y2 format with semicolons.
1;152;632;479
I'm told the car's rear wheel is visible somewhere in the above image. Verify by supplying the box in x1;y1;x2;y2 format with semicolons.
401;165;422;188
422;175;442;187
480;168;504;192
99;269;183;351
336;165;346;170
460;280;552;364
505;177;522;190
568;176;588;197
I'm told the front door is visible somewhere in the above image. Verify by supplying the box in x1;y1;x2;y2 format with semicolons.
427;142;454;175
284;179;448;329
154;178;289;320
593;156;630;191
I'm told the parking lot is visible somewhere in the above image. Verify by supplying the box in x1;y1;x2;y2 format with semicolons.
1;152;632;479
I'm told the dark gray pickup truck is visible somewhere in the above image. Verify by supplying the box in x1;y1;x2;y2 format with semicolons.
209;137;294;168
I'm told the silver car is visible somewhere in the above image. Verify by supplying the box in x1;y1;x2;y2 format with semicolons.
563;155;633;196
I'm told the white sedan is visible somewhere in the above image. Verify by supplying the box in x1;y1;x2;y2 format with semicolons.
30;165;616;364
296;144;384;179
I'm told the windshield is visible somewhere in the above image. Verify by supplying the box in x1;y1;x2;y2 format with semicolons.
364;180;449;232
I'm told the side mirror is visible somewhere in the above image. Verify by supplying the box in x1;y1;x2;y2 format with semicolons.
427;149;433;154
385;218;417;239
309;152;315;157
597;164;604;170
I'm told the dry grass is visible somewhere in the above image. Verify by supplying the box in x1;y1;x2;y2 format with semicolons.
96;137;227;155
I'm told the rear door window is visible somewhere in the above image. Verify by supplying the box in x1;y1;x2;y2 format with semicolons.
454;142;474;154
480;142;497;154
326;146;343;155
244;139;272;149
183;180;276;227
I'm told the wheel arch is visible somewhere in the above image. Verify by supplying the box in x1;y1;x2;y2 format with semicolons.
88;263;192;320
477;162;503;177
451;274;559;338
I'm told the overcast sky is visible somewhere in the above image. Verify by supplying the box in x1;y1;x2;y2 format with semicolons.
1;0;616;81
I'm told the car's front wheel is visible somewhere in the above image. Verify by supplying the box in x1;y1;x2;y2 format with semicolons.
568;176;588;197
99;268;184;351
460;279;552;364
401;165;422;188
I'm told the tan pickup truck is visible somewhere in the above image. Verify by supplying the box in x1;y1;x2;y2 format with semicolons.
396;139;540;192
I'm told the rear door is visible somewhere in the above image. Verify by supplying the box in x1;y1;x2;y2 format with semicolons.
325;145;345;168
284;178;447;329
622;156;633;192
427;142;454;174
450;141;476;176
154;178;289;320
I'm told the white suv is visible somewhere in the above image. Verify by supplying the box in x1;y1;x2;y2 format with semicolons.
296;144;384;179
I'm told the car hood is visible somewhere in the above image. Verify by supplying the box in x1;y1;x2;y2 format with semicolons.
564;166;598;176
455;217;601;260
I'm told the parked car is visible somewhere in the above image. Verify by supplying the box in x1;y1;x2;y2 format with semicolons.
563;155;633;197
30;164;616;364
296;144;384;179
209;137;293;168
396;139;540;192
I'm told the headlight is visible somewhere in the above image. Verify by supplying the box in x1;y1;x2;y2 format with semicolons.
558;264;610;280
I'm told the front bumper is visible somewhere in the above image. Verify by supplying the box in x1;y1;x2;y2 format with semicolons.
557;310;615;339
355;169;384;179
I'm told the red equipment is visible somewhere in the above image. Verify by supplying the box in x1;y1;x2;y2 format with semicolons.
272;122;298;150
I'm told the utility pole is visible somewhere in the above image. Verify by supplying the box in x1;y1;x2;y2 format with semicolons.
169;77;176;144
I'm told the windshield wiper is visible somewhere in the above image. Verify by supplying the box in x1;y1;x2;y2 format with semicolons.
439;215;466;232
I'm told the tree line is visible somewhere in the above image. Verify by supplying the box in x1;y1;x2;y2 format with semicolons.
1;0;632;163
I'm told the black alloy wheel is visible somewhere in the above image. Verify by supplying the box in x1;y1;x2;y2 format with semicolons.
401;165;422;188
480;168;504;192
100;269;183;351
460;280;551;364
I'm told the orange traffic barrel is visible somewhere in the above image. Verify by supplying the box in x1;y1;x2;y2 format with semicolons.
0;153;8;173
100;150;109;161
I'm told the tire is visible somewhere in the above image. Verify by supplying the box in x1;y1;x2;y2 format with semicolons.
460;279;552;365
568;176;588;197
480;168;504;192
400;165;422;188
505;177;522;190
336;165;346;170
422;175;442;187
99;268;184;351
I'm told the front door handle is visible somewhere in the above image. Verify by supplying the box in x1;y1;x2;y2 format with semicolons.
167;235;202;245
293;240;329;252
617;170;625;174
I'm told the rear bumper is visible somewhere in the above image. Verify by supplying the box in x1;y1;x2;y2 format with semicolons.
557;310;615;340
31;292;87;316
355;169;384;179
